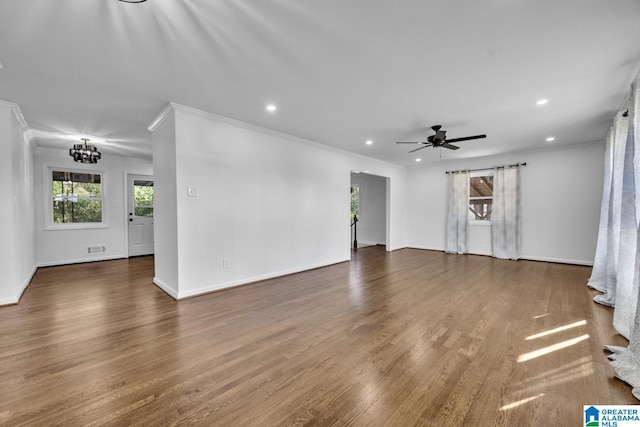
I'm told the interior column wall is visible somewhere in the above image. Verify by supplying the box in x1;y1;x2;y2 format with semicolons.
150;103;407;299
151;113;179;297
0;101;35;305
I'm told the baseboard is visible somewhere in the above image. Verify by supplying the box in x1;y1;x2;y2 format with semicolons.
0;264;37;306
409;246;493;257
17;265;37;303
176;257;350;300
407;246;594;266
0;296;17;307
407;245;445;252
153;277;179;300
520;255;593;266
356;241;384;247
37;254;126;268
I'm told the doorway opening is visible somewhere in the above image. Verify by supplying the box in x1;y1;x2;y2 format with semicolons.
350;171;389;252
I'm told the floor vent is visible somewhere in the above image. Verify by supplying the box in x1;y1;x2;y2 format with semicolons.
88;245;106;254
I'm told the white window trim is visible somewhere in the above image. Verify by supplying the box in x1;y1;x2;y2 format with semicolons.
44;164;109;230
469;169;493;225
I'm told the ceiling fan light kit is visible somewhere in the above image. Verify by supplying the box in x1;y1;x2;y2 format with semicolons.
395;125;486;153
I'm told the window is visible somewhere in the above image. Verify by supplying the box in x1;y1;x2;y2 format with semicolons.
49;169;105;227
469;173;493;221
133;180;154;217
350;184;360;219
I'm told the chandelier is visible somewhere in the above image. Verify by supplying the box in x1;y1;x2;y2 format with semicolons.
69;138;102;164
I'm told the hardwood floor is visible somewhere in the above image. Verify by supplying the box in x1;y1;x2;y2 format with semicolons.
0;247;634;426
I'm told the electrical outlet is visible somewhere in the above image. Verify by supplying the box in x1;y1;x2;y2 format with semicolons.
222;258;230;269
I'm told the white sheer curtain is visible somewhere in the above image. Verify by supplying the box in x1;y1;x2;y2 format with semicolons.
588;119;618;293
491;166;522;260
602;76;640;399
592;112;629;306
446;171;469;254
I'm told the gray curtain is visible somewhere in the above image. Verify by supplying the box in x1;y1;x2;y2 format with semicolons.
446;171;469;254
491;166;522;260
588;119;617;292
592;112;629;306
602;77;640;399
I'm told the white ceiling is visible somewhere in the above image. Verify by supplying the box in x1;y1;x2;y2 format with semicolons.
1;0;640;166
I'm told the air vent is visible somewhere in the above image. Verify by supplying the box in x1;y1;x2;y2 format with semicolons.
88;245;106;254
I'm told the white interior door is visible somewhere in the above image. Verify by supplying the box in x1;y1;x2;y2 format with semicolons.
127;174;154;257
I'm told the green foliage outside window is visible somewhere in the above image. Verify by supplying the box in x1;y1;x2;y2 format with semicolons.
133;181;154;217
52;171;103;223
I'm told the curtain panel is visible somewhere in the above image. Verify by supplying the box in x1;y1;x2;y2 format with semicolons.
593;113;629;307
602;76;640;399
491;166;522;260
445;171;469;254
588;120;618;293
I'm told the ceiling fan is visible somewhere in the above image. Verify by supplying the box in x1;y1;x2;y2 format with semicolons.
396;125;486;152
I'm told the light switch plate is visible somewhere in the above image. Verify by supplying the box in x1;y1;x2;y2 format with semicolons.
187;186;199;197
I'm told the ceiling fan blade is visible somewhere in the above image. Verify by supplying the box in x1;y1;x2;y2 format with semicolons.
445;134;486;143
409;145;430;153
395;141;420;144
441;143;460;150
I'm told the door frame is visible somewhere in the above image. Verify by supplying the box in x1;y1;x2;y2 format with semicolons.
125;173;154;258
349;171;390;257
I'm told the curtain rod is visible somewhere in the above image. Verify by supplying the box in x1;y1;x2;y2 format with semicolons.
445;162;527;174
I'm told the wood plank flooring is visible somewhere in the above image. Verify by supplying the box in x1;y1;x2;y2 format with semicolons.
0;247;635;426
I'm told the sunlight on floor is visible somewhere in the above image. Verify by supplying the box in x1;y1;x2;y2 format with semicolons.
501;356;595;410
526;320;587;340
508;356;595;393
518;356;592;384
517;334;590;362
500;393;545;411
533;313;550;319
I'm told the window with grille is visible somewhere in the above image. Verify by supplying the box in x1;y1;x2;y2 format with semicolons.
47;168;106;228
469;173;493;221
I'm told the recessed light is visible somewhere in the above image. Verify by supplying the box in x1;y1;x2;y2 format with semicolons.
536;99;548;106
546;136;555;142
365;140;373;145
416;158;422;162
118;0;147;3
266;104;277;112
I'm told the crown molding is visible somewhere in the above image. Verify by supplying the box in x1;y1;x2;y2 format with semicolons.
151;102;405;173
147;102;176;132
0;99;35;145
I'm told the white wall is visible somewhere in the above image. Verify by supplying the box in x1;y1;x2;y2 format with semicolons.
149;103;407;299
33;147;153;266
350;172;387;246
407;141;605;265
0;101;36;305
